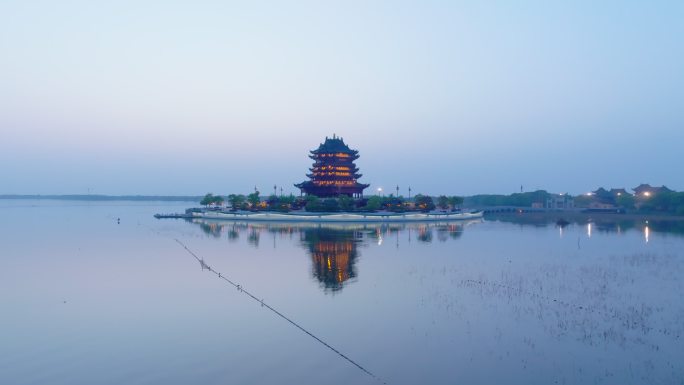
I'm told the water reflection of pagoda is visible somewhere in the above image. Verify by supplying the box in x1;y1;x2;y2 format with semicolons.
301;227;361;292
295;135;369;197
187;220;478;292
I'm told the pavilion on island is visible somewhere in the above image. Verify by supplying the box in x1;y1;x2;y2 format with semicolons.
295;135;369;198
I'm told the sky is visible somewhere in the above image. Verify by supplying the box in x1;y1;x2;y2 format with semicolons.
1;0;682;196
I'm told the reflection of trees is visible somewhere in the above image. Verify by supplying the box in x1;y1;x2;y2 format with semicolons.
199;222;222;238
247;227;260;247
190;220;475;246
228;225;239;241
436;224;464;242
488;215;684;237
592;220;635;234
191;220;264;246
417;225;432;243
437;227;449;242
645;220;684;236
447;223;464;239
301;227;361;292
187;220;474;292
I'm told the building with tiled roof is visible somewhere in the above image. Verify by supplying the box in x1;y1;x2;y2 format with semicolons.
295;135;370;198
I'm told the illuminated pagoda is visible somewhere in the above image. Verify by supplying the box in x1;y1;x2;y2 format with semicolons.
295;135;369;198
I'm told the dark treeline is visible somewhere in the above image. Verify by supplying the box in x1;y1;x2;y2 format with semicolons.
7;189;683;215
573;189;684;215
464;188;684;215
465;190;552;207
621;192;684;215
200;192;464;213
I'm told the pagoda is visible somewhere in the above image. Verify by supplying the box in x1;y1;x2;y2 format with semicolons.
295;135;369;198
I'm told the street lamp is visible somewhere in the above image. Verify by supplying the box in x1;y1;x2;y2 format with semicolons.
377;187;383;197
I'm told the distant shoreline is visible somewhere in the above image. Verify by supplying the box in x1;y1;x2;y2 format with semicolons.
0;194;201;202
487;211;684;222
3;195;684;222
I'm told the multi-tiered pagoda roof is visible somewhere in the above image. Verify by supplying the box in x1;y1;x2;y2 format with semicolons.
295;135;369;198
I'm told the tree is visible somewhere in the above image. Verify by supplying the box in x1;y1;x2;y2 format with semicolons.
279;194;296;211
268;194;294;212
640;191;684;213
593;187;615;205
247;191;261;209
200;193;214;207
414;194;435;212
573;194;593;208
437;195;449;210
281;194;296;205
212;195;224;207
674;192;684;215
322;198;340;212
267;194;279;209
338;195;354;212
382;195;404;212
305;196;323;212
365;196;383;211
291;197;307;210
228;194;245;210
448;196;464;211
616;194;635;210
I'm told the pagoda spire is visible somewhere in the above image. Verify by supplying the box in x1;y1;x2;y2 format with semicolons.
295;136;369;198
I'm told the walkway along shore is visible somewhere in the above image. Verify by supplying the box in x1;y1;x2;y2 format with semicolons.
155;210;484;222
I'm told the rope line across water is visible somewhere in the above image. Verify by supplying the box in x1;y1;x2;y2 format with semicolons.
174;238;387;384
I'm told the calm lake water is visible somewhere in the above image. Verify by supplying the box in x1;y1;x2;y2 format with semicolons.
1;201;683;385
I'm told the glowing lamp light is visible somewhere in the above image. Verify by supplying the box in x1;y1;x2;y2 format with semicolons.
643;191;651;197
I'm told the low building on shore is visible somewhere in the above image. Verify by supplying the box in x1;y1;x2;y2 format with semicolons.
546;194;574;210
633;184;672;198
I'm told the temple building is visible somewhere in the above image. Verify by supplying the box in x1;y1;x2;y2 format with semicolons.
295;135;369;197
632;184;672;197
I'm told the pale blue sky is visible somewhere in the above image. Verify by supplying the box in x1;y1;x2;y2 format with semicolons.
1;0;682;196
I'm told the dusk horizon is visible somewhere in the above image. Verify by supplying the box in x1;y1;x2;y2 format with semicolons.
2;130;682;197
2;1;682;196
